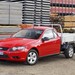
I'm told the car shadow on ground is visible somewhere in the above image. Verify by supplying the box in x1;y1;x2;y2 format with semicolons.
0;54;74;66
38;54;65;64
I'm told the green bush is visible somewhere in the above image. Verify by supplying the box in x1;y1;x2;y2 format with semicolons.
69;29;75;33
63;29;75;33
63;29;68;33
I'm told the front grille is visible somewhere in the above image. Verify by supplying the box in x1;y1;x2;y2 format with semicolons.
0;47;9;51
0;55;9;58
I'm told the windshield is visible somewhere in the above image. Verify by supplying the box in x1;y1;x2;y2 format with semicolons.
12;29;43;39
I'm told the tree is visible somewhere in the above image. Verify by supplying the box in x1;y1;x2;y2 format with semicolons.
50;13;64;28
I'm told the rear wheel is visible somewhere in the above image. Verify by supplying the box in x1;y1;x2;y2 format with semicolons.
26;49;38;65
64;45;74;58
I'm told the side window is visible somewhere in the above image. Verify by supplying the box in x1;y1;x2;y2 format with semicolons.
43;29;54;40
53;30;58;38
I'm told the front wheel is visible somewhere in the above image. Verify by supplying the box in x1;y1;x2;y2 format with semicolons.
26;49;38;65
64;45;74;58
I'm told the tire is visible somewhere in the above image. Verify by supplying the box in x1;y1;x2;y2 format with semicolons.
64;45;74;58
26;49;38;65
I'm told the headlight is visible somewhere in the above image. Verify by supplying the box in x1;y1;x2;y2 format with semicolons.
10;46;25;51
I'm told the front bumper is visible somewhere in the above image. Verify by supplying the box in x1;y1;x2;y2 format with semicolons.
0;50;28;62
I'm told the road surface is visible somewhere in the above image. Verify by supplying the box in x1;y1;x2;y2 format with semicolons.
0;55;75;75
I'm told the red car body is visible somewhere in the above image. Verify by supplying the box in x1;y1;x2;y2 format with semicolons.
0;26;61;62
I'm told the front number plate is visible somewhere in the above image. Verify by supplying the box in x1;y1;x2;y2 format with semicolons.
0;52;3;55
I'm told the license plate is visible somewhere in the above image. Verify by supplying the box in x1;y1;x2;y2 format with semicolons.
0;52;3;55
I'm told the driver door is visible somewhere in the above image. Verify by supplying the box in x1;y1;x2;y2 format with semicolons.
40;29;59;56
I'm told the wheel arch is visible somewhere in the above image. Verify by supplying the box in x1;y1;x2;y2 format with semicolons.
30;47;39;56
26;47;39;65
61;42;75;52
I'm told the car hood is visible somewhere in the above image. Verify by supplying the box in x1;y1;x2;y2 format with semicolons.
0;38;37;47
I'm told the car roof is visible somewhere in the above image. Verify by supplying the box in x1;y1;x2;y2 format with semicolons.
25;26;53;30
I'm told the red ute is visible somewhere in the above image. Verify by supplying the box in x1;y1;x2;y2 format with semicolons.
0;26;61;65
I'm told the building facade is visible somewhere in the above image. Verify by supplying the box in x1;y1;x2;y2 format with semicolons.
0;0;75;27
51;0;75;15
22;0;50;25
0;1;22;24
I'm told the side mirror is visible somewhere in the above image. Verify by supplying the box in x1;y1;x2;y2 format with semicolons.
42;37;49;42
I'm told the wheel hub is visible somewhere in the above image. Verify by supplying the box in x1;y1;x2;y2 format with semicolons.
69;47;74;57
27;52;37;64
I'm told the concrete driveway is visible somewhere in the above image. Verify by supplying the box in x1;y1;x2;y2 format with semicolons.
0;55;75;75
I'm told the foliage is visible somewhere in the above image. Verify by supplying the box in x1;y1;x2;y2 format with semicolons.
63;29;75;33
50;14;64;28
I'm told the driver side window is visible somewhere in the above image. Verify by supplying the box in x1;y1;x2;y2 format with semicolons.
42;29;54;40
